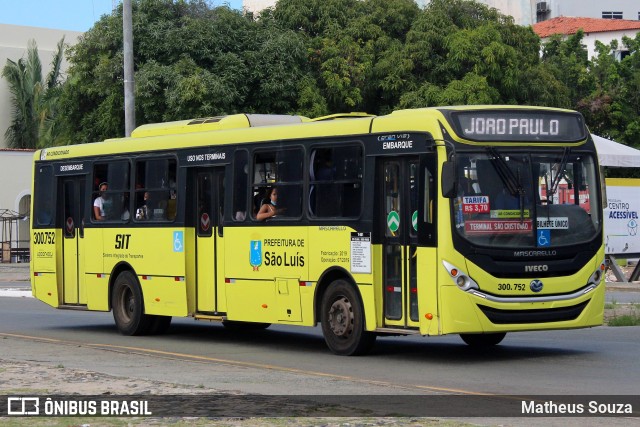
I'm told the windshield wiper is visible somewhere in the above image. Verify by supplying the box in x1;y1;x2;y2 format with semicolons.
548;147;571;200
487;148;526;221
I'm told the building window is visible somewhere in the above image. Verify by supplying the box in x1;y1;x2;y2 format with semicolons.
602;11;623;19
615;50;631;61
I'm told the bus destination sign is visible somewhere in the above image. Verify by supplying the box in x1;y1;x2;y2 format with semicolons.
449;110;586;143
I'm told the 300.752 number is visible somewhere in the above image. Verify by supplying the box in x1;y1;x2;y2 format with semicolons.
33;231;55;245
498;283;525;291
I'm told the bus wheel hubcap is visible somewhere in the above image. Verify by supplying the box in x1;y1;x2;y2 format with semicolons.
328;297;354;338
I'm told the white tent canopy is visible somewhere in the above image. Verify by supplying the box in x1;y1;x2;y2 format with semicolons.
592;134;640;167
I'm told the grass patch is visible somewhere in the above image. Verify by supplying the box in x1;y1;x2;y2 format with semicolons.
608;313;640;326
605;300;640;326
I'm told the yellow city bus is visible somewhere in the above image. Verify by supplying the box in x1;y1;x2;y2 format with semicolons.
30;106;605;355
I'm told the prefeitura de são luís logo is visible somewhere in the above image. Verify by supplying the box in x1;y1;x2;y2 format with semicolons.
250;240;262;271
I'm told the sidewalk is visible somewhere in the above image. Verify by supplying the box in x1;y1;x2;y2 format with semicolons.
0;262;638;291
0;263;30;282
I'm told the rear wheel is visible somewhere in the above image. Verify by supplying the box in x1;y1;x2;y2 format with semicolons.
460;332;506;346
321;279;376;356
111;271;153;335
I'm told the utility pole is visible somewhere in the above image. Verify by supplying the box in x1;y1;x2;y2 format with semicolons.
123;0;135;137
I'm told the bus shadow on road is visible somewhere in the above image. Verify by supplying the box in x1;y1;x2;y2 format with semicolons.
371;335;589;362
145;320;591;361
46;319;590;362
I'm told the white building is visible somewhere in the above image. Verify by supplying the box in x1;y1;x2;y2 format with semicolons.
533;0;640;24
243;0;276;13
0;24;82;261
244;1;640;27
0;24;82;150
415;1;640;26
532;17;640;59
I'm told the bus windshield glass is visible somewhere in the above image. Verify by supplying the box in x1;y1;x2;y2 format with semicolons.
454;149;600;248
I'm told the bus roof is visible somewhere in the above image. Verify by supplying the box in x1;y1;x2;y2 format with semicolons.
35;106;585;162
130;114;309;138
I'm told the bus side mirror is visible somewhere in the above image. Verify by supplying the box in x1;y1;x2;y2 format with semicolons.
441;161;456;198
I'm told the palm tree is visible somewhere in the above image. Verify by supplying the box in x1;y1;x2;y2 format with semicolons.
1;37;65;149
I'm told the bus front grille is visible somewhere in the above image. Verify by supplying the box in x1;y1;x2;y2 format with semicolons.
477;301;589;324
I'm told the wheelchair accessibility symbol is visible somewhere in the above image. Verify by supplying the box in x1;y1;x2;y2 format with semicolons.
537;229;551;247
173;231;184;252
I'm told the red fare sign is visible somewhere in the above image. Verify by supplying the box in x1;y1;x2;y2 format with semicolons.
463;196;490;214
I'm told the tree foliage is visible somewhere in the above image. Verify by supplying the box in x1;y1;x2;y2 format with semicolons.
1;38;65;148
3;0;635;151
58;0;306;143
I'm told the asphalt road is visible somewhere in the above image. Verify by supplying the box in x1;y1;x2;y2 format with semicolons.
1;296;639;398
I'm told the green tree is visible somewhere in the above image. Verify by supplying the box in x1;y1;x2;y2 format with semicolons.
1;38;65;148
541;30;593;107
57;0;307;143
577;37;640;145
273;0;419;115
402;0;567;108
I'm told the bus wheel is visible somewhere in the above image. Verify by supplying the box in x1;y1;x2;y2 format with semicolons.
148;315;172;335
112;271;152;336
321;279;376;356
460;332;506;346
222;320;270;330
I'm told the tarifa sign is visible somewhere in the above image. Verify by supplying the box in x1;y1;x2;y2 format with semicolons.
604;178;640;255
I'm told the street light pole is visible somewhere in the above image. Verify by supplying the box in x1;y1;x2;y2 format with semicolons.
123;0;135;137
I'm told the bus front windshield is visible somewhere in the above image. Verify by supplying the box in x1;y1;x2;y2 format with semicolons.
453;149;601;248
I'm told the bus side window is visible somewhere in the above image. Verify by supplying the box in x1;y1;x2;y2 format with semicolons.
251;148;303;219
91;161;130;222
275;148;303;218
134;158;176;222
309;145;362;218
233;150;248;221
34;165;54;227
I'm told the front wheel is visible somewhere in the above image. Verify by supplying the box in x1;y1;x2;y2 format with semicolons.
321;279;376;356
460;332;506;347
111;271;153;336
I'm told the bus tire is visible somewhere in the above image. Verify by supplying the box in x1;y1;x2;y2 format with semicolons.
321;279;376;356
222;320;270;330
111;271;153;336
460;332;506;346
148;315;172;335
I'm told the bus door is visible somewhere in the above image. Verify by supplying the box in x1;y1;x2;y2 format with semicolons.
378;156;436;329
61;176;87;305
194;168;226;314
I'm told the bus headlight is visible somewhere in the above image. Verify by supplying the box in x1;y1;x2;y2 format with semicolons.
588;260;606;285
443;260;479;291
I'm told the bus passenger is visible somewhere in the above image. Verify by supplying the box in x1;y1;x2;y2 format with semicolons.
256;187;284;220
93;182;109;220
136;192;151;219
